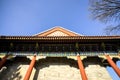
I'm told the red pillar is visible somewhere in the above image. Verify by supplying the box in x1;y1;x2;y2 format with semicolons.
23;55;36;80
77;55;88;80
0;55;9;69
105;54;120;77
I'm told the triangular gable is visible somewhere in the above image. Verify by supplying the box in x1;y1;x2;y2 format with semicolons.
34;26;82;36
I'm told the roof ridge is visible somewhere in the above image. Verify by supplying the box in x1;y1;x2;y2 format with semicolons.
33;26;83;36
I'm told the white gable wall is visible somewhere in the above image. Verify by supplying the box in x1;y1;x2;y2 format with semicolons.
47;31;69;36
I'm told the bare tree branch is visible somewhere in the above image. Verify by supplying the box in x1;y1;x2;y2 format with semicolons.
90;0;120;22
89;0;120;35
105;25;120;35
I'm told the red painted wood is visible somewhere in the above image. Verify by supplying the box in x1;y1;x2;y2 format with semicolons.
0;55;8;69
23;55;36;80
77;55;88;80
105;55;120;77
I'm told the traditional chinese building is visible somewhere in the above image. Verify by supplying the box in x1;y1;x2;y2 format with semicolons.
0;27;119;56
0;27;120;80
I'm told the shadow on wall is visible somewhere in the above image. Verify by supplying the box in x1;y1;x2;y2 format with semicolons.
82;56;120;68
33;57;79;80
82;56;105;68
0;56;119;80
0;56;31;80
103;57;120;67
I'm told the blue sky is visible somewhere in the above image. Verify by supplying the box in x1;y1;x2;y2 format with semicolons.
107;61;120;80
0;0;120;79
0;0;107;36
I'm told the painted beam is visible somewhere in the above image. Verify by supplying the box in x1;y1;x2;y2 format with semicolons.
23;55;36;80
0;55;9;69
105;54;120;77
77;55;88;80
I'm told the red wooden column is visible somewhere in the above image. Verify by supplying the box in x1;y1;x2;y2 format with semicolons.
77;55;88;80
24;55;36;80
0;55;9;69
105;54;120;77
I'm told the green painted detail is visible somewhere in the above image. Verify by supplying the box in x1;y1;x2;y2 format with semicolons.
0;52;118;56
